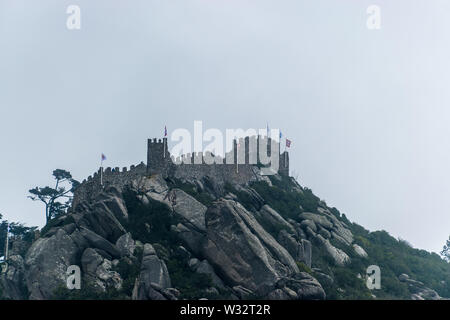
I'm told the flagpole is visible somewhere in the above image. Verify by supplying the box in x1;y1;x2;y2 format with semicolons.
100;158;103;187
278;135;280;156
164;126;167;158
236;142;239;174
5;223;9;262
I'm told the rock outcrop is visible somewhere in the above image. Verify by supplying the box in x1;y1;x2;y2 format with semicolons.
399;274;441;300
7;166;434;301
201;199;301;296
0;255;27;300
25;228;80;299
135;244;172;300
3;172;330;300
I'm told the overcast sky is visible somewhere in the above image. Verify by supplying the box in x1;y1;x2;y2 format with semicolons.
1;0;449;253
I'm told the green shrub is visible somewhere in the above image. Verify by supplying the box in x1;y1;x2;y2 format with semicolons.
40;215;75;238
112;253;142;297
122;188;180;246
166;178;214;206
122;189;233;299
166;258;214;299
331;267;373;300
52;280;127;300
296;261;312;274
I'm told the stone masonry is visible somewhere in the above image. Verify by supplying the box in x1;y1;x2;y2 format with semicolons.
73;135;289;207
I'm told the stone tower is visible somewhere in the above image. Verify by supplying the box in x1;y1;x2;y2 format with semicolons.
147;138;173;177
279;151;289;176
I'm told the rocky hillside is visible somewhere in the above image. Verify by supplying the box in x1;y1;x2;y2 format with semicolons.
1;170;449;300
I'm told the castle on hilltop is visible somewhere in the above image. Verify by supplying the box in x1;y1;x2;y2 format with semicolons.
73;135;289;206
146;135;289;179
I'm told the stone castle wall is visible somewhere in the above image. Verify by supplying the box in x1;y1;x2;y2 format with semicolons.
73;135;289;207
72;162;147;208
174;162;256;186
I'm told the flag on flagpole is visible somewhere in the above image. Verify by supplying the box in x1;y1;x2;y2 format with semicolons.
286;139;291;148
101;153;107;161
279;131;283;140
164;126;167;137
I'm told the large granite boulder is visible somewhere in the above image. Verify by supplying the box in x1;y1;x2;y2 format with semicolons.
300;219;318;233
299;211;353;246
316;235;350;266
292;273;326;300
202;198;298;295
115;233;136;257
81;248;122;291
135;244;171;300
301;239;312;268
171;223;205;257
256;205;296;235
170;189;207;232
299;212;333;230
276;273;326;300
25;228;80;299
95;186;129;221
76;200;126;243
0;255;27;299
399;273;441;300
81;248;104;276
353;244;368;258
79;227;121;258
277;230;304;262
192;259;225;288
132;175;171;206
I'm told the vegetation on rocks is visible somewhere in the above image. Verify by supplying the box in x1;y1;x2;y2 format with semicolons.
122;188;222;299
2;169;450;301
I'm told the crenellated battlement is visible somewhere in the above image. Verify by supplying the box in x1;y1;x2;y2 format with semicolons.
146;134;289;184
81;163;146;184
148;138;164;144
73;135;289;208
73;162;147;208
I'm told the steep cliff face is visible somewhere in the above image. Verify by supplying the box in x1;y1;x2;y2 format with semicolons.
1;169;449;300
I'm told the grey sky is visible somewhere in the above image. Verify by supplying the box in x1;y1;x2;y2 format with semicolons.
1;0;449;253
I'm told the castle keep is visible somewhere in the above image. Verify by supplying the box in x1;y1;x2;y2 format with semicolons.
73;136;289;206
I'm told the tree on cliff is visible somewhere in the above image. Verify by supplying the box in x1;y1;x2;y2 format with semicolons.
0;213;37;257
441;236;450;262
28;169;80;224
